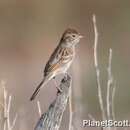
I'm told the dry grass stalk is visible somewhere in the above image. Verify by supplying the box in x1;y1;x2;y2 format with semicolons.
0;80;18;130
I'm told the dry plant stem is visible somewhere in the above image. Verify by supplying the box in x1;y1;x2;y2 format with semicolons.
112;81;116;121
7;96;11;130
93;14;106;121
35;75;71;130
106;49;113;130
69;85;73;130
3;86;7;130
112;81;116;130
1;80;18;130
106;49;113;121
37;101;42;117
11;114;18;130
106;49;117;130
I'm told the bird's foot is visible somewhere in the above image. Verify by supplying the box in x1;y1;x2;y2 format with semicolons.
64;72;71;80
56;86;63;94
53;78;63;94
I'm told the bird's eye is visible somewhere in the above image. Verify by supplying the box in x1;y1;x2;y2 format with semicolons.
72;34;76;37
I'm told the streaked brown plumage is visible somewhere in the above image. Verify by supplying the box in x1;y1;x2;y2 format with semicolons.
30;28;82;101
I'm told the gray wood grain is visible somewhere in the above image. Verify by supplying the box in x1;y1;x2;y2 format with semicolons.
35;75;71;130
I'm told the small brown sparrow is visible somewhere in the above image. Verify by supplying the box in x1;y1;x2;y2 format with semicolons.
30;28;83;101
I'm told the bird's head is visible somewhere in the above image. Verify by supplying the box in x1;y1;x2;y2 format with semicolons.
61;28;83;47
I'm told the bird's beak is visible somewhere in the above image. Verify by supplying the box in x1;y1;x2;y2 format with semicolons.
79;35;83;39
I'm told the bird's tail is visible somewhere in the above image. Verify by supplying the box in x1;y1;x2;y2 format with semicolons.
30;77;47;101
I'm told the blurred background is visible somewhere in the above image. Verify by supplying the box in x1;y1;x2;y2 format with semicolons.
0;0;130;130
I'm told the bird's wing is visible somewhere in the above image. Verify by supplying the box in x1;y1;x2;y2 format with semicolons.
44;46;73;76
